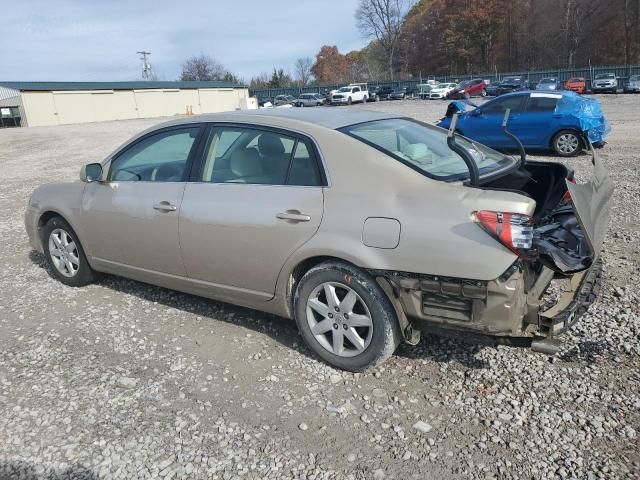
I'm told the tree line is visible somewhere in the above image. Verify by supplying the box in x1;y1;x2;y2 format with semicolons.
179;0;640;88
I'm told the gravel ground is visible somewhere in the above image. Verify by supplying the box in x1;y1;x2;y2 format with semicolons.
0;95;638;480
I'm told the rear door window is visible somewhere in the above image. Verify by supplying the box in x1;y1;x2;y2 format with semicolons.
527;95;559;112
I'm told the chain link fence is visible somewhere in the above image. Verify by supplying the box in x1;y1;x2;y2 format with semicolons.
250;64;640;98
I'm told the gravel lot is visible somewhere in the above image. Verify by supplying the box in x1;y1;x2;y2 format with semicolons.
1;95;638;480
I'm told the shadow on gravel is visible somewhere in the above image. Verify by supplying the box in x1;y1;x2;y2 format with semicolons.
28;250;308;355
396;330;534;369
559;340;611;363
0;461;96;480
29;249;534;369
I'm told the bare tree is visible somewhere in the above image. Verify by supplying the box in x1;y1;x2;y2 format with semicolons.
294;57;313;85
180;54;227;81
356;0;411;79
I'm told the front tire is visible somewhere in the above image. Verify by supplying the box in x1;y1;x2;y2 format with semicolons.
552;130;583;157
294;261;401;371
347;97;352;105
41;216;96;287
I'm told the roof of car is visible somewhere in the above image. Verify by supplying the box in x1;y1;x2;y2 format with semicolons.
157;108;402;130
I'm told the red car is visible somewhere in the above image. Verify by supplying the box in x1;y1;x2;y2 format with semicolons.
446;78;487;99
565;77;587;94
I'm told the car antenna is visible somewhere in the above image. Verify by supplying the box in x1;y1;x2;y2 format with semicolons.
501;108;526;167
447;113;480;186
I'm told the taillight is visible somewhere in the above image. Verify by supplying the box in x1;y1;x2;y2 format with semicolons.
561;173;577;203
473;211;533;255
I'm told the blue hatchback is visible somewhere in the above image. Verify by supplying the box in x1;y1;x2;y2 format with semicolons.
437;91;610;156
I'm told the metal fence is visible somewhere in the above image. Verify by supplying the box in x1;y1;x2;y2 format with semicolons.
250;64;640;98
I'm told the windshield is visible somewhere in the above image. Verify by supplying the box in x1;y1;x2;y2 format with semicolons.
340;118;516;181
457;81;469;88
539;78;555;83
502;77;521;83
568;77;584;82
596;74;615;79
338;87;352;92
630;75;640;81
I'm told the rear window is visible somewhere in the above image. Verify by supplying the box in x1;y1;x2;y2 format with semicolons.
527;95;559;112
340;118;515;182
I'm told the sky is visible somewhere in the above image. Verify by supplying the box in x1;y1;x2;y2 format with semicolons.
1;0;366;82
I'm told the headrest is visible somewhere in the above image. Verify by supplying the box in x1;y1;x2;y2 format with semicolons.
230;148;262;178
404;143;431;163
258;134;285;156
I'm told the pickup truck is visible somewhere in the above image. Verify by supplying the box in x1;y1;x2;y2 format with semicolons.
331;84;369;105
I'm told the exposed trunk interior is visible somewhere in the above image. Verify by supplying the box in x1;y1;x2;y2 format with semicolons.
481;161;593;273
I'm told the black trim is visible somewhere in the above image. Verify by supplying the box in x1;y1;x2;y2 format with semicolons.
107;124;205;182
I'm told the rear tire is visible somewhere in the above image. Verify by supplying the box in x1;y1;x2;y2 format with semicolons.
41;216;96;287
294;261;401;372
481;89;487;97
552;130;583;157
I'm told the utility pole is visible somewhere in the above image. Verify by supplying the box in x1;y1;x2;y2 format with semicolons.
137;51;153;80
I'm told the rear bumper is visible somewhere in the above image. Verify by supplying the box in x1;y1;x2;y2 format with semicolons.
534;259;602;337
373;260;601;340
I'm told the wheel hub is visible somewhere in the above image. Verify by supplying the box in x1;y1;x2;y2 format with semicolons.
305;281;373;358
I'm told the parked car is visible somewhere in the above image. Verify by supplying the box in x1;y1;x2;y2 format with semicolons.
427;83;457;99
624;74;640;93
370;85;394;101
437;90;610;156
25;108;612;370
535;77;563;91
565;77;587;94
485;81;502;96
389;87;415;100
331;84;369;105
417;83;437;99
273;95;296;107
446;78;487;99
495;76;529;95
296;93;325;107
591;73;618;93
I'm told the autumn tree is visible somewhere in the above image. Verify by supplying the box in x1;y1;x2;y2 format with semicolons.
311;46;350;84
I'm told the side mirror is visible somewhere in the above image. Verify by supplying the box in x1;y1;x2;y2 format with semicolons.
80;163;103;183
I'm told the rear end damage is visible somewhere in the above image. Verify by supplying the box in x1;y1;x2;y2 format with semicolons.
375;120;613;351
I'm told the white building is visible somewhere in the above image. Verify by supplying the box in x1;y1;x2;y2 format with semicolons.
0;81;251;127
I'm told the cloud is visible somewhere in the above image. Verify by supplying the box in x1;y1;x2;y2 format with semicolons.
0;0;366;81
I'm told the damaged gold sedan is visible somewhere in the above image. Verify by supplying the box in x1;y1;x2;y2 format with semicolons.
25;108;613;371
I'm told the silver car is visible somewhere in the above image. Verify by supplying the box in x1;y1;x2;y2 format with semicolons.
25;109;613;371
296;93;325;107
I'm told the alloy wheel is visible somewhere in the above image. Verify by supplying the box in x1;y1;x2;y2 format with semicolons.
48;228;80;277
556;133;580;155
306;282;373;357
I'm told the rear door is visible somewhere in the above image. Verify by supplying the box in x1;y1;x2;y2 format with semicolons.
178;124;325;303
522;93;562;146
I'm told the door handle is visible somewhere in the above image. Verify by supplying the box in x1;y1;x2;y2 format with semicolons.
153;201;177;212
276;211;311;222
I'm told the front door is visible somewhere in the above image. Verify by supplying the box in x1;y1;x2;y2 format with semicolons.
179;125;325;302
472;94;527;147
522;93;562;145
81;125;203;276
